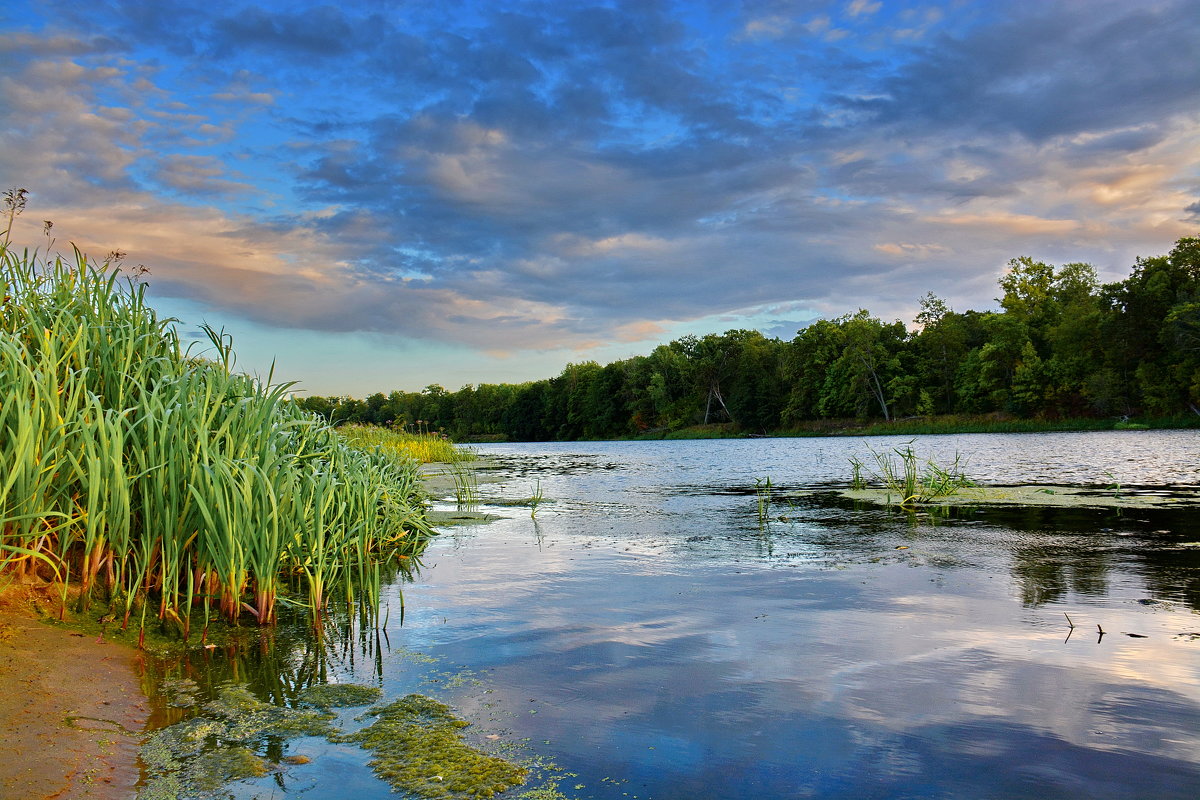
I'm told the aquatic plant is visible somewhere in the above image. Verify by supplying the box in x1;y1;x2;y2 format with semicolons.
140;682;338;800
853;443;973;507
754;477;773;525
337;694;528;799
298;683;383;709
448;460;480;507
529;480;543;519
0;244;434;633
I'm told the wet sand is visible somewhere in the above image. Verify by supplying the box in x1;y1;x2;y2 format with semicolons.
0;600;147;800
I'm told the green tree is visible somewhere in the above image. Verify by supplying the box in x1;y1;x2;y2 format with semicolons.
782;318;846;424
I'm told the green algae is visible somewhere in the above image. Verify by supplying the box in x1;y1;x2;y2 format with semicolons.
134;638;583;800
298;682;383;709
139;683;335;800
185;746;270;790
160;678;202;709
842;484;1200;510
427;509;503;526
336;694;528;799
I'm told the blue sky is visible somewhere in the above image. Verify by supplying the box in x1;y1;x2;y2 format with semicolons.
2;0;1197;396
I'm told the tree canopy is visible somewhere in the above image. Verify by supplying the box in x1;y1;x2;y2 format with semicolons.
298;236;1200;440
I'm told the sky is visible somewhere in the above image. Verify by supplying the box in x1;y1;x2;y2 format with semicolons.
1;0;1198;397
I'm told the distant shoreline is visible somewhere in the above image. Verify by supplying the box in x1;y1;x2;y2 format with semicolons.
455;413;1197;443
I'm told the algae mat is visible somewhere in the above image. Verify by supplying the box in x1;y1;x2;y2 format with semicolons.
841;484;1200;510
140;681;534;800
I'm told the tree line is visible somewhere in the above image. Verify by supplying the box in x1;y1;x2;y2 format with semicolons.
296;236;1200;440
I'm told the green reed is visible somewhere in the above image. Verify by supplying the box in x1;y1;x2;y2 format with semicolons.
754;477;773;526
447;460;479;507
0;244;434;635
529;480;543;519
336;424;470;465
854;442;973;508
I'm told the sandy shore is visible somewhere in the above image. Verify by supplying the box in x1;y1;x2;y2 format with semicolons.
0;599;148;800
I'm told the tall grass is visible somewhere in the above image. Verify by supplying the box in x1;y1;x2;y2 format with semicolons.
853;443;973;508
754;477;773;526
335;424;470;464
0;244;434;636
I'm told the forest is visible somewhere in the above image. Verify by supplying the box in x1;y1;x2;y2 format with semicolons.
297;236;1200;441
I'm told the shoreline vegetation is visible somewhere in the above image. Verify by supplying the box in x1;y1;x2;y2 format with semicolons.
0;242;436;644
333;413;1194;445
617;412;1182;440
298;234;1200;443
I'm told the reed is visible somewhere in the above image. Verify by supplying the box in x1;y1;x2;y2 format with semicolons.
754;477;773;526
447;460;479;507
335;424;470;465
848;455;868;490
529;480;543;519
0;244;434;635
854;443;973;508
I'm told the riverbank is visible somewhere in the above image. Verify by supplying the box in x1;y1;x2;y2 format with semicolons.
453;413;1199;443
0;589;148;800
631;413;1196;440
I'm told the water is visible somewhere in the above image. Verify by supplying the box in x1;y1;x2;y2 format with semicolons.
154;431;1200;799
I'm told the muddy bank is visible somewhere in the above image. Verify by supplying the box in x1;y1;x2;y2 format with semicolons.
0;597;148;800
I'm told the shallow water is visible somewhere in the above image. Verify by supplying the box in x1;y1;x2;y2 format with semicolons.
152;432;1200;799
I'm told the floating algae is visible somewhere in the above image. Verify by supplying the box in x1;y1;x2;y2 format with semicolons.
139;683;336;800
298;682;383;709
842;484;1200;510
159;678;202;709
336;694;528;799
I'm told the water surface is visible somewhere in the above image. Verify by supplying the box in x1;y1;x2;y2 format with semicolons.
157;432;1200;799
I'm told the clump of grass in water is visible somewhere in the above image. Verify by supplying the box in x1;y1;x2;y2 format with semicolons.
529;480;543;519
0;232;434;635
853;442;973;508
849;456;868;490
754;477;773;525
448;461;479;507
336;694;528;799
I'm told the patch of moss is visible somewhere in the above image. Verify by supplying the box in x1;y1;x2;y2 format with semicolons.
139;683;335;800
298;682;382;709
336;694;528;799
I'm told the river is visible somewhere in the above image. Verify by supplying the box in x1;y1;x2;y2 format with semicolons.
153;431;1200;799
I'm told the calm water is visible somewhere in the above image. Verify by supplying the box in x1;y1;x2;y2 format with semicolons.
159;431;1200;799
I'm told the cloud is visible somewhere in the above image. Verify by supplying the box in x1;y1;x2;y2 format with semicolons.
846;1;1200;143
3;0;1198;386
846;0;881;18
150;155;255;197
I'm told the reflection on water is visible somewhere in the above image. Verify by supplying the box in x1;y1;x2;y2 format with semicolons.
146;432;1200;799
